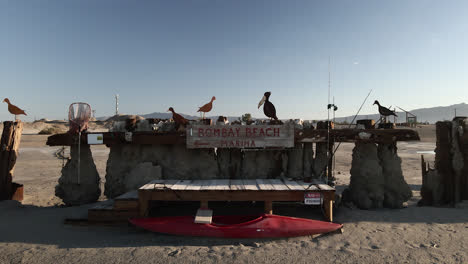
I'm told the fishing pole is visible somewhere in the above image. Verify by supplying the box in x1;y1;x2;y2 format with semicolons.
311;89;373;186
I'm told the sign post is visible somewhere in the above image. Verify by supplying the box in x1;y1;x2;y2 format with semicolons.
186;124;294;149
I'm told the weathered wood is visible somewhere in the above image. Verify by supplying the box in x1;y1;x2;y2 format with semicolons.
283;180;305;191
267;179;289;191
171;180;192;190
327;139;334;183
200;201;209;209
137;179;335;221
186;124;295;149
256;179;275;190
264;201;273;214
88;208;139;223
139;189;332;202
435;121;454;205
113;200;139;211
185;180;204;191
298;182;318;191
229;179;244;190
323;199;333;222
46;128;420;147
0;121;23;201
242;180;259;190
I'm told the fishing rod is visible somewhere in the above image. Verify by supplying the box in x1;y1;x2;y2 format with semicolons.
311;89;373;186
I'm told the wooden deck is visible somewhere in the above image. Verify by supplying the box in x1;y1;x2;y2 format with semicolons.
138;179;336;221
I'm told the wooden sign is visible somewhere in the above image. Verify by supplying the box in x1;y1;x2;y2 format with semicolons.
186;124;294;149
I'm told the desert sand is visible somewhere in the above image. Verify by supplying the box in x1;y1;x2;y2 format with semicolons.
0;125;467;264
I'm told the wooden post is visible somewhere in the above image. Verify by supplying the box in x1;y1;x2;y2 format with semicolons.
0;121;23;201
327;138;334;184
323;193;333;222
200;200;209;209
264;200;273;214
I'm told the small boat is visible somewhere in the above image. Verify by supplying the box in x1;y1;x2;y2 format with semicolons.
129;214;343;238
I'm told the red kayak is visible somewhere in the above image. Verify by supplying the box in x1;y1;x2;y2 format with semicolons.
129;214;343;238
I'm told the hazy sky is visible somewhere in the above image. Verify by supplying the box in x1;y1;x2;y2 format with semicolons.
1;1;467;121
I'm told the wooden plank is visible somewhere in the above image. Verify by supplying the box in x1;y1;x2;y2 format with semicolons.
140;183;155;190
171;180;192;190
185;180;204;191
145;190;306;202
283;180;305;191
242;180;259;190
317;184;334;191
209;179;221;190
161;179;179;189
215;179;230;190
88;209;139;223
113;200;139;211
296;181;319;191
141;179;176;190
229;179;244;190
256;179;275;190
186;124;295;149
267;179;290;191
200;180;214;190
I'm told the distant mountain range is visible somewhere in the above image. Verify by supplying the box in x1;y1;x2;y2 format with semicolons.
97;103;468;124
332;103;468;124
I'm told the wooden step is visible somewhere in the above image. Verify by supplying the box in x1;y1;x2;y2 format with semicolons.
88;201;138;223
114;190;139;211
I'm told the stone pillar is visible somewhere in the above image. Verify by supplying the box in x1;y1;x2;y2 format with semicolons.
314;143;328;179
378;142;412;208
216;149;242;179
303;143;314;180
242;150;282;179
55;144;101;205
287;143;304;179
344;142;384;209
104;144;219;198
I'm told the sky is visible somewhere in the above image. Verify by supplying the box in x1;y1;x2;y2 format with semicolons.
1;0;467;121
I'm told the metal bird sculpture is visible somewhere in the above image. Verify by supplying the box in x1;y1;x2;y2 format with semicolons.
197;96;216;119
3;98;27;121
258;92;278;121
373;100;397;117
168;107;188;128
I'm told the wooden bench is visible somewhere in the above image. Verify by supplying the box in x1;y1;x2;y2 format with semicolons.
138;179;336;221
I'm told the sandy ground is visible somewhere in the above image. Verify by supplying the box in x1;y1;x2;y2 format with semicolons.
1;125;467;264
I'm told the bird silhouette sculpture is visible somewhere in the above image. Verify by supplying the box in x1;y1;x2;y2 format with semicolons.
197;96;216;119
3;98;27;121
168;107;188;129
374;100;397;124
258;92;278;121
